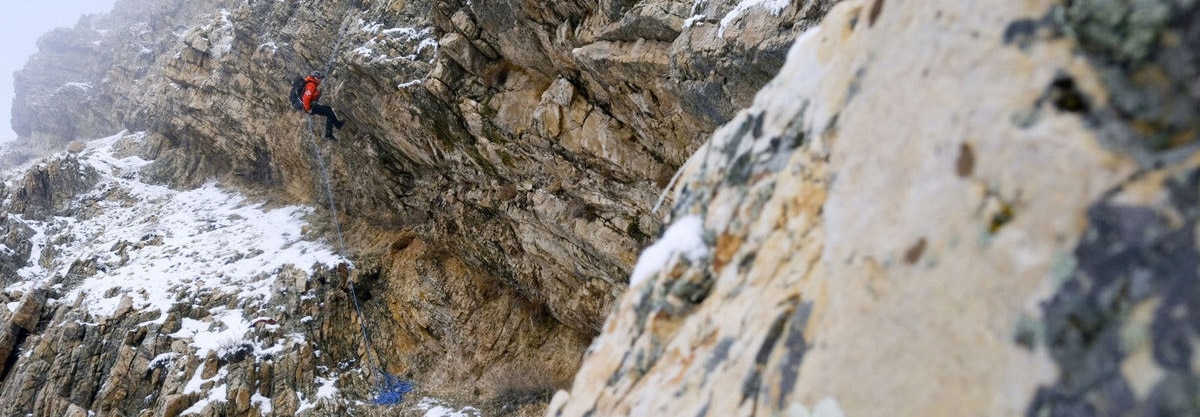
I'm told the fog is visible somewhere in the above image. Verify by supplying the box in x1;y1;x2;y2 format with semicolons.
1;1;121;143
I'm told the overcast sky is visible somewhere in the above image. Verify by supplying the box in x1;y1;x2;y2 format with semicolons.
1;1;122;143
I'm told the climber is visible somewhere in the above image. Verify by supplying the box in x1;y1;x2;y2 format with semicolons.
301;70;346;140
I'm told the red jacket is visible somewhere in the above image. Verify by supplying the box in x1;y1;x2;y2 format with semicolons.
301;76;321;112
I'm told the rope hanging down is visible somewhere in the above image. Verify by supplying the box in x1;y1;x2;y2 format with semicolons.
303;4;413;405
305;113;413;405
322;12;352;75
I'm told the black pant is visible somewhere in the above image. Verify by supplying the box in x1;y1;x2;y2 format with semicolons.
310;104;343;136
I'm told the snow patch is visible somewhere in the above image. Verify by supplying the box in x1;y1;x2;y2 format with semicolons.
316;376;339;400
629;216;708;286
789;397;846;417
184;366;228;395
149;352;180;370
382;27;424;37
719;0;790;37
209;9;235;59
181;380;228;415
353;23;437;64
257;42;278;54
294;376;339;414
252;392;273;414
55;82;95;94
169;308;252;359
417;398;481;417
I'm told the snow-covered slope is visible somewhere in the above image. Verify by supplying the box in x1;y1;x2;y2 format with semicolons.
7;132;346;319
0;134;484;416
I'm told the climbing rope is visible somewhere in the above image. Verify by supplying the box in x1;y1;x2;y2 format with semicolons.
348;279;413;404
322;10;353;76
302;2;413;404
304;117;346;253
304;117;412;405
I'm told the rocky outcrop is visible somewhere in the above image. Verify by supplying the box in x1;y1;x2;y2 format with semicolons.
9;1;234;160
7;156;97;221
0;213;35;282
0;133;386;416
10;26;118;156
0;267;361;417
0;289;44;380
549;0;1200;416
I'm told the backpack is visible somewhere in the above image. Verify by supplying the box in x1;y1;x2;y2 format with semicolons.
289;75;306;110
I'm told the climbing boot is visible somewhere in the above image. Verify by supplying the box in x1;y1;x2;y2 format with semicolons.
335;119;346;129
325;132;337;141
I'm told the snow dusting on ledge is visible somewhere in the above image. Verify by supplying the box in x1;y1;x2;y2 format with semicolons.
719;0;791;37
417;397;481;417
629;215;708;286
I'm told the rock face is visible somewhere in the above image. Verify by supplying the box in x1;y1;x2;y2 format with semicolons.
10;0;835;334
10;0;1197;415
0;133;393;417
0;213;34;281
549;0;1200;416
6;156;98;221
2;0;833;415
9;1;233;159
0;268;354;417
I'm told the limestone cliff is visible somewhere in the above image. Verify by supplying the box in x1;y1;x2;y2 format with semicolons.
11;0;836;332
